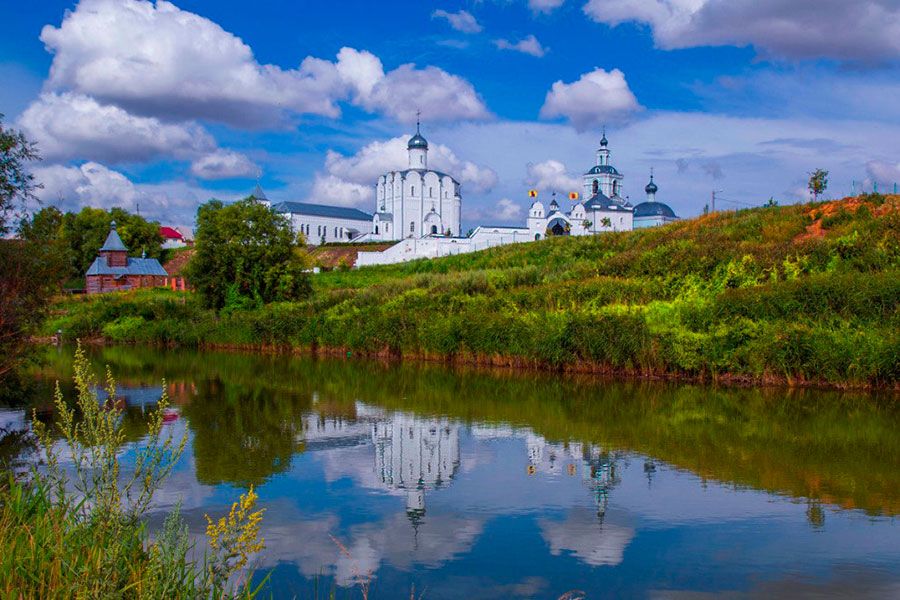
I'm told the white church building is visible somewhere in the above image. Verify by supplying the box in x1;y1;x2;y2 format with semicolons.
362;122;463;241
250;125;679;263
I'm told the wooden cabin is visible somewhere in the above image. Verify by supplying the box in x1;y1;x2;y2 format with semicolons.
85;222;169;294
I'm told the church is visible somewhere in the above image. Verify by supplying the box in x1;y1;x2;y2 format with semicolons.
366;121;463;241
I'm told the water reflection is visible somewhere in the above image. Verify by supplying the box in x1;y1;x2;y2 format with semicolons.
12;346;900;598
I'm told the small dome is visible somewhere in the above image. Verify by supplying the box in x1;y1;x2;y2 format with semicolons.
600;133;608;147
586;165;619;176
408;132;428;150
645;177;658;195
633;201;677;219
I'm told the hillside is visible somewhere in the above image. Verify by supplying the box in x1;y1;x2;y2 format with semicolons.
46;195;899;389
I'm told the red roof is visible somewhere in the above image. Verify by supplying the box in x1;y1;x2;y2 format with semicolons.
159;226;184;240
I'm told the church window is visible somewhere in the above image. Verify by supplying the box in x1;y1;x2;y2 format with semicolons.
411;186;415;195
535;233;541;241
430;225;437;235
420;155;424;165
375;225;379;234
410;221;415;233
592;180;599;195
429;187;433;197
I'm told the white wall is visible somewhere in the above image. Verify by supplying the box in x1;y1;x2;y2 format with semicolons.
285;213;371;245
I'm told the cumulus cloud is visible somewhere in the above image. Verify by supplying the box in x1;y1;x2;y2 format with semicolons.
319;135;498;206
31;161;206;221
539;68;641;130
582;0;900;62
18;92;214;162
529;0;565;14
494;34;548;57
493;198;523;220
40;0;489;127
189;150;257;180
309;174;374;207
432;9;483;33
525;159;581;192
866;160;900;186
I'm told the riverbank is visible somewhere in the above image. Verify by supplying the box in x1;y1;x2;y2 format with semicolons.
42;196;899;390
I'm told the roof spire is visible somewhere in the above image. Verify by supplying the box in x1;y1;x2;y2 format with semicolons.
416;109;421;134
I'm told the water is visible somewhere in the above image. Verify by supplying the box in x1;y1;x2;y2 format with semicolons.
6;346;899;598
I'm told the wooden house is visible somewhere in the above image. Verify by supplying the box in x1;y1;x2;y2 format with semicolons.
85;222;169;294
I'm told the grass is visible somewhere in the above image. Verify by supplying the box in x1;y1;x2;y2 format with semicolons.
43;195;900;388
0;344;267;598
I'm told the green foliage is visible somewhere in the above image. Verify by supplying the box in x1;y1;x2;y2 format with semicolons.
186;197;312;310
0;344;267;598
0;113;41;235
20;206;164;281
45;199;900;387
808;168;828;201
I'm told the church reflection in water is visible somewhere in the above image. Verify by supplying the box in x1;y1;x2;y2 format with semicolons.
296;400;619;523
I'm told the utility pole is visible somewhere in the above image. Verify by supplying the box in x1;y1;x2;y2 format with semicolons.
711;190;722;213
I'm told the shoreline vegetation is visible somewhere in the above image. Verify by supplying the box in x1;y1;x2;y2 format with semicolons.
42;196;899;391
0;345;266;598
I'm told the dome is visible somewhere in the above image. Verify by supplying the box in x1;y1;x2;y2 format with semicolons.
645;178;658;195
600;133;608;147
633;201;677;219
408;132;428;150
586;165;619;176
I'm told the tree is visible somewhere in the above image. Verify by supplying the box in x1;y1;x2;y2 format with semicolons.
0;114;40;235
808;169;828;202
0;116;52;379
20;206;163;282
186;197;312;310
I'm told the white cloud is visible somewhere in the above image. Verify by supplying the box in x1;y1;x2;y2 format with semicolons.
18;92;214;162
189;150;257;180
494;198;523;220
866;160;900;187
356;64;491;124
529;0;565;14
309;174;374;207
432;9;483;33
39;0;489;127
539;508;634;567
539;68;641;130
320;135;498;204
32;161;209;222
582;0;900;62
495;34;548;57
525;159;581;192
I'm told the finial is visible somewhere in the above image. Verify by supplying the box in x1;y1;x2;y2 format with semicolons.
650;167;654;181
110;220;117;229
416;109;421;134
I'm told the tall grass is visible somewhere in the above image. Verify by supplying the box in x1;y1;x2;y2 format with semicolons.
43;197;900;388
0;343;267;598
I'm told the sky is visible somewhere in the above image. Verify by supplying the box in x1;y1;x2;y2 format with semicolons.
2;0;900;229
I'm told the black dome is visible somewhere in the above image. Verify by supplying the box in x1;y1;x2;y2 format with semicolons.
407;133;428;150
633;201;677;219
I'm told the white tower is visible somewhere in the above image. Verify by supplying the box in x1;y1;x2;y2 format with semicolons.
408;114;428;169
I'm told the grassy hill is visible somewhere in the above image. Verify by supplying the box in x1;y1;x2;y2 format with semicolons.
45;194;899;389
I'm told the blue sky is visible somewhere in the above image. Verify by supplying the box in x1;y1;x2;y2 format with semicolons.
2;0;900;228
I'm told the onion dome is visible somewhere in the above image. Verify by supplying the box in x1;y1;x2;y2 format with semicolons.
645;175;658;195
408;117;428;150
600;132;608;147
633;201;677;219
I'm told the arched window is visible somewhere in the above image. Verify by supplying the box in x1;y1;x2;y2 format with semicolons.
613;181;619;196
430;225;437;235
535;233;541;241
334;227;338;238
429;187;433;197
410;221;415;233
419;155;424;165
411;186;415;195
592;180;599;195
375;225;379;234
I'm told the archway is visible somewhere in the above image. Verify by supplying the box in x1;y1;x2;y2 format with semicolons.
547;217;570;237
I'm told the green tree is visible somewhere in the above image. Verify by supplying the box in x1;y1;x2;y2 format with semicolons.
0;115;51;378
808;168;828;202
42;206;164;279
186;197;312;309
0;114;40;235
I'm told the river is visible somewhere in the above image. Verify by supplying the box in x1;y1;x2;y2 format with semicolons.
4;346;899;599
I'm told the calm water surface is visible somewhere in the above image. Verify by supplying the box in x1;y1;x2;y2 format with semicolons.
6;346;900;599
